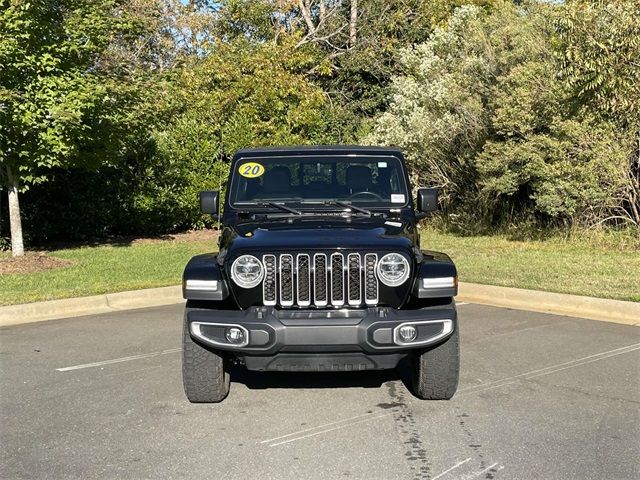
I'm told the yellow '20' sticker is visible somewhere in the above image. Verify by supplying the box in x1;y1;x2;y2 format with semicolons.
238;162;265;178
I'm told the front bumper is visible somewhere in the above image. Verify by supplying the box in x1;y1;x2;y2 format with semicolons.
186;305;456;358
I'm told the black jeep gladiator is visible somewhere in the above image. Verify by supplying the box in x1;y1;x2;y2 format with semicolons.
182;146;459;403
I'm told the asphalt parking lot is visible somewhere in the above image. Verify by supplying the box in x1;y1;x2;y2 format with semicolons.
1;302;639;480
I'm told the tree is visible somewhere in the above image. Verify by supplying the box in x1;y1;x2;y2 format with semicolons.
129;38;333;231
0;0;155;255
366;5;505;207
557;0;640;226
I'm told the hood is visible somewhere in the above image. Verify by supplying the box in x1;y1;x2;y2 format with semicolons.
220;215;417;255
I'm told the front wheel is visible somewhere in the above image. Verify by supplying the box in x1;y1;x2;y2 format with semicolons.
411;327;459;400
182;320;230;403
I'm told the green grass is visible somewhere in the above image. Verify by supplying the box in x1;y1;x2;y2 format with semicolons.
0;240;213;306
420;229;640;302
1;229;638;306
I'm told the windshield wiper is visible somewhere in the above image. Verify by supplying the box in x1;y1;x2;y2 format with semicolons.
255;202;302;215
323;200;372;217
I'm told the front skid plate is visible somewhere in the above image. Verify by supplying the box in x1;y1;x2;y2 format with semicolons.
242;352;408;372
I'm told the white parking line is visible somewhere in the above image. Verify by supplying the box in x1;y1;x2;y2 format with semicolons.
268;411;394;447
457;302;469;305
56;348;181;372
526;346;640;379
260;411;382;444
431;458;472;479
458;342;640;395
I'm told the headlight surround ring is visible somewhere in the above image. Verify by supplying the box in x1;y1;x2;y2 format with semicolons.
376;252;410;287
230;254;264;288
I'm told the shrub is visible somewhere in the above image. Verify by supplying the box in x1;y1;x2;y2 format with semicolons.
368;3;632;228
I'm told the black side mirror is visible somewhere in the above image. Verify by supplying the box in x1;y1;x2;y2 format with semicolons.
417;188;438;215
200;190;219;216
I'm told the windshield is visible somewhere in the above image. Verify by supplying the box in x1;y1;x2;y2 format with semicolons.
230;155;409;208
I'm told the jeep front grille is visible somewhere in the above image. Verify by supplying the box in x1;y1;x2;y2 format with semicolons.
262;253;378;308
330;253;345;306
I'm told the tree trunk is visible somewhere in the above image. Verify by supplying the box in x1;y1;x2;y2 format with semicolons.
632;132;640;225
299;0;315;34
349;0;357;47
6;165;24;257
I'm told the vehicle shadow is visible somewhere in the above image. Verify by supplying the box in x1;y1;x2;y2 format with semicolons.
230;358;414;392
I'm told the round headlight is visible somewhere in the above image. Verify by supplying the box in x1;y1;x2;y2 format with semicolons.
376;253;410;286
231;255;264;288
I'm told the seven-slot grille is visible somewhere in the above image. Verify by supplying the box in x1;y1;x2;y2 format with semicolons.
262;253;378;308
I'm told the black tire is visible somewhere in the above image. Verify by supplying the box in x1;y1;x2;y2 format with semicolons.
411;327;460;400
182;319;230;403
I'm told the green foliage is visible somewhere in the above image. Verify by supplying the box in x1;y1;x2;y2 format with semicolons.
368;5;521;204
556;0;640;227
1;2;334;241
148;113;228;229
214;0;279;41
369;2;634;228
311;0;504;141
2;0;638;243
557;0;640;125
137;40;333;230
0;0;152;185
0;0;180;244
478;120;628;220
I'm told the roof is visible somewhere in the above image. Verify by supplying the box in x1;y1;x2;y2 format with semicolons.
233;145;404;159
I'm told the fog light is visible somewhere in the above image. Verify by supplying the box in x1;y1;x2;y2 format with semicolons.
225;327;246;345
398;325;417;343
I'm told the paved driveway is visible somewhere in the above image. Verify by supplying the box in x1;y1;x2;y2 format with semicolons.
1;303;639;479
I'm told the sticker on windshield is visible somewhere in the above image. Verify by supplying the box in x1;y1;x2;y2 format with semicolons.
391;194;405;203
238;162;265;178
378;161;387;168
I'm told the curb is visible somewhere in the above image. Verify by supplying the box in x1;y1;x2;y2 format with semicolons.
0;286;183;327
457;282;640;326
0;283;638;327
